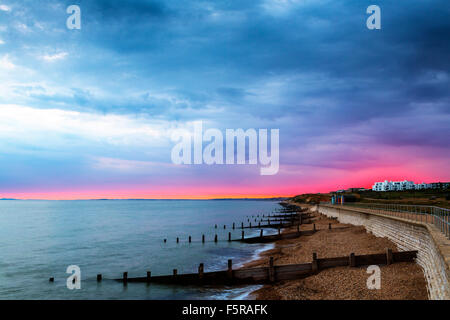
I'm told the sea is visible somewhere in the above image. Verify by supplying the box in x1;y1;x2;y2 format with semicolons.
0;199;281;299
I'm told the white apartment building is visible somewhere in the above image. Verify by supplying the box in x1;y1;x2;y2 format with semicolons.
372;180;416;192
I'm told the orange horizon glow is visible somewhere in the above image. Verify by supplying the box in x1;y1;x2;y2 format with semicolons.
0;192;297;201
2;161;448;200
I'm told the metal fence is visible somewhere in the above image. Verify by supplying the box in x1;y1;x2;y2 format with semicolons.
322;202;450;239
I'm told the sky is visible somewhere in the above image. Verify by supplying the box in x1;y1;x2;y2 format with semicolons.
0;0;449;199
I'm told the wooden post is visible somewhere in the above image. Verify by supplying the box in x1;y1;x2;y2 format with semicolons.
123;272;128;284
297;224;300;233
146;271;151;282
97;274;102;282
189;236;192;243
227;259;233;279
202;234;205;243
278;227;281;235
349;253;356;267
329;223;331;230
260;229;263;238
241;230;244;240
313;224;316;231
228;232;231;242
386;248;393;265
299;215;302;225
214;234;218;243
312;253;318;273
198;263;204;279
269;257;275;282
241;222;244;229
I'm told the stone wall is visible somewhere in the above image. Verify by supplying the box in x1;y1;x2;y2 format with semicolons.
313;205;450;300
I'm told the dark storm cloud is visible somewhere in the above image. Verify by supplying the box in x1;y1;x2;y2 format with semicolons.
2;0;449;159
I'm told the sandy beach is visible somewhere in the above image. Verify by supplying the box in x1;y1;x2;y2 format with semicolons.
243;206;428;300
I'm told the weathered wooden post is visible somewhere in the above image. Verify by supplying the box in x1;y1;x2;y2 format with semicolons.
198;263;204;280
97;274;102;282
386;248;393;265
227;259;233;280
349;253;356;267
241;230;244;240
146;271;151;283
214;234;218;243
312;253;318;274
329;223;331;230
228;232;231;242
269;257;275;282
123;272;128;284
313;224;316;231
202;234;205;243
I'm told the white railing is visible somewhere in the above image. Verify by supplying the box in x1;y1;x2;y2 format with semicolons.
320;202;450;239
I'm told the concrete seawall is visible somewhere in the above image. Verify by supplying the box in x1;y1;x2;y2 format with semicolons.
313;204;450;300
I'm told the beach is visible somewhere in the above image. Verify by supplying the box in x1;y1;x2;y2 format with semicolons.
242;205;428;300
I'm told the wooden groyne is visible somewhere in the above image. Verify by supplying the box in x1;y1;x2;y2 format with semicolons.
162;211;317;244
161;221;342;244
111;250;418;285
240;222;295;229
237;229;316;243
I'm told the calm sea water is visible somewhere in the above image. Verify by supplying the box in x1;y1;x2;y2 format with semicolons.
0;200;280;300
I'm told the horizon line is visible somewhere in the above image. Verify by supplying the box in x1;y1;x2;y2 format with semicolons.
0;196;293;201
